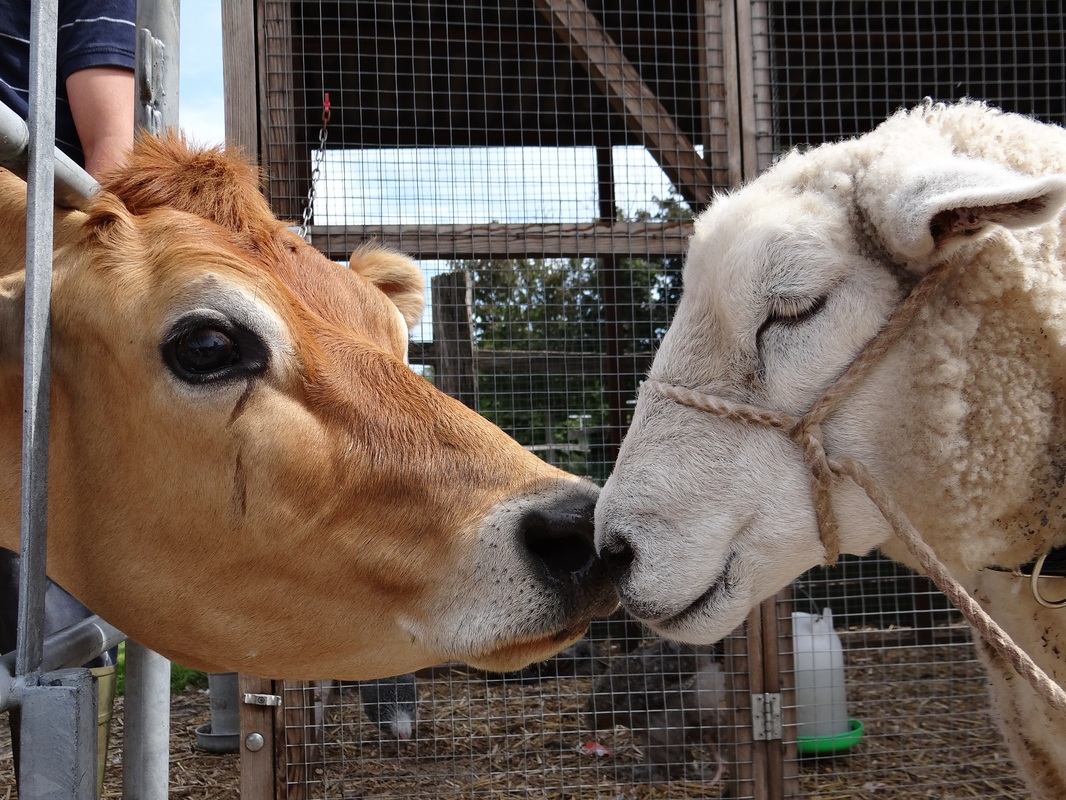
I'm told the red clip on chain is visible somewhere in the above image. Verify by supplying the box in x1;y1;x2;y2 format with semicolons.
322;93;331;127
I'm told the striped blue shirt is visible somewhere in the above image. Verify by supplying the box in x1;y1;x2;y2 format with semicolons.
0;0;136;166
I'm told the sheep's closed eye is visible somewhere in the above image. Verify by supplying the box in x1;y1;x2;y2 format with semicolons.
755;295;828;353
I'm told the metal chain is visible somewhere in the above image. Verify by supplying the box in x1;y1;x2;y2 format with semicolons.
297;94;331;243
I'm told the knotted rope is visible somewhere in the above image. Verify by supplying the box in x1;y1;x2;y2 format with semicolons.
640;253;1066;716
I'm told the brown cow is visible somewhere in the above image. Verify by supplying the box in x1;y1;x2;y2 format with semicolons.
0;134;616;679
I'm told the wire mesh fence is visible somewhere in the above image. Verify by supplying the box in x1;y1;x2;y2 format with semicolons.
245;1;1066;796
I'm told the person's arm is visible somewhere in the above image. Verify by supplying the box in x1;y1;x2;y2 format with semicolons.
65;65;135;178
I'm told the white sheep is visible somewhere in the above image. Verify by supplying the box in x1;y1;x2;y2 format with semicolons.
595;100;1066;798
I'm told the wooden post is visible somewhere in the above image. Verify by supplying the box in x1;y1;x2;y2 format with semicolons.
596;146;627;464
221;0;259;159
237;674;275;800
260;0;309;221
725;592;799;800
734;0;774;176
430;271;478;408
766;589;801;798
723;609;758;799
696;0;734;190
280;681;325;800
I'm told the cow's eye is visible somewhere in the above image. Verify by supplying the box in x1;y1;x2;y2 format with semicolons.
162;314;269;385
175;327;239;373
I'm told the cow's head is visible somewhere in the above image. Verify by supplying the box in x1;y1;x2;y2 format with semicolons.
595;103;1066;645
0;135;616;678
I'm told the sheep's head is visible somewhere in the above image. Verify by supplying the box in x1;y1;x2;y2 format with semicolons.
596;110;1066;645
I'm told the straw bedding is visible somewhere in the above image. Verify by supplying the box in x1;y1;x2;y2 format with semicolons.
0;629;1026;799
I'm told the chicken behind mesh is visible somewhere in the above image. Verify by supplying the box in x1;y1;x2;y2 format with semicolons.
587;639;729;782
358;673;418;740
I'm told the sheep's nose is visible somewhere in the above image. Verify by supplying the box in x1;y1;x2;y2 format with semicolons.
597;531;637;579
520;487;600;583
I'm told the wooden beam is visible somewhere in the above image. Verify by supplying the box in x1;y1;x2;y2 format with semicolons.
221;0;259;159
534;0;715;210
737;0;771;178
765;591;801;799
721;0;745;187
406;344;654;379
748;1;775;175
429;272;478;409
724;611;758;800
260;0;307;220
237;674;275;800
696;0;734;189
312;220;693;262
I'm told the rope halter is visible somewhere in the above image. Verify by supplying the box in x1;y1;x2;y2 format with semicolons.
640;251;1066;715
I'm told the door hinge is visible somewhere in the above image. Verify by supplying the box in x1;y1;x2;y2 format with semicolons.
242;692;282;707
750;692;783;740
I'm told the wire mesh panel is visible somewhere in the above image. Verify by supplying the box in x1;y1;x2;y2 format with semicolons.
754;1;1066;167
278;627;761;800
246;1;1063;797
259;2;755;797
752;3;1066;798
785;560;1026;799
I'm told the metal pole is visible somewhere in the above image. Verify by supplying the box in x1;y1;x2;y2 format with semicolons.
135;0;180;137
0;615;125;712
15;1;99;796
0;102;98;209
123;3;181;798
16;0;58;689
122;642;172;798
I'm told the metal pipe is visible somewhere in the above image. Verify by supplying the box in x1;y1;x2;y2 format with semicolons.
122;642;172;800
16;0;59;687
12;2;103;794
136;0;180;138
0;616;125;712
122;3;181;798
0;101;99;209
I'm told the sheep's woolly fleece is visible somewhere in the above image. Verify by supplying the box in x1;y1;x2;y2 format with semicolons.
760;100;1066;575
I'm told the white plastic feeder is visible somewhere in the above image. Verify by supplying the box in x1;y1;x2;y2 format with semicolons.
792;608;862;754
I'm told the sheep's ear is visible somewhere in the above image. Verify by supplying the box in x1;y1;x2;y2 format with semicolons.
0;273;26;375
869;157;1066;274
349;245;425;330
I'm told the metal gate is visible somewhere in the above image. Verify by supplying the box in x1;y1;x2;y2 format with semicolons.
0;1;181;796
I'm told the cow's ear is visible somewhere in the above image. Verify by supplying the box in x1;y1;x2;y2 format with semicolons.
866;157;1066;274
349;245;425;330
0;273;25;374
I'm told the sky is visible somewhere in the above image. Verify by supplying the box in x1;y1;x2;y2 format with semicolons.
177;0;226;147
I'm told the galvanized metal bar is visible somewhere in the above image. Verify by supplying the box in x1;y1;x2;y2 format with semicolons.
16;0;59;686
0;101;98;209
15;2;100;794
0;615;125;712
19;669;97;799
136;1;180;137
122;642;172;800
122;4;181;798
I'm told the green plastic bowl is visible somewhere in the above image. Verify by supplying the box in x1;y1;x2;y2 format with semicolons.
796;718;864;755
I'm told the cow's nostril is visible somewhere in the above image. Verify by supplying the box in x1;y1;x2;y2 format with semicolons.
598;534;636;579
521;502;597;579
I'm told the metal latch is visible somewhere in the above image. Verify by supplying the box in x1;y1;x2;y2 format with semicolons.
242;692;282;707
750;692;783;740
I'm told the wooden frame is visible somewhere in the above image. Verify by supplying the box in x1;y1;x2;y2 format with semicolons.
223;1;803;796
